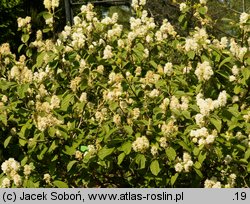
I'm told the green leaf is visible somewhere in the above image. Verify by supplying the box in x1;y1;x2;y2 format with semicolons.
178;14;185;23
187;51;195;60
198;7;207;15
194;168;203;178
21;156;28;166
4;136;12;148
48;141;57;153
219;56;232;68
209;117;222;132
104;127;118;141
67;160;78;172
19;138;27;146
36;51;46;68
150;60;158;69
177;140;191;152
98;146;115;160
124;126;133;135
21;34;29;43
80;145;88;152
193;147;200;156
118;152;126;165
61;94;74;112
244;148;250;160
120;141;132;155
182;110;191;119
236;144;246;152
193;161;202;169
63;145;76;156
42;11;53;20
171;173;179;186
228;105;240;117
150;160;161;176
242;67;250;84
53;180;68;188
135;154;146;169
0;114;7;126
165;147;176;161
17;84;29;99
239;159;248;164
198;151;207;164
247;163;250;173
234;85;241;94
18;44;25;53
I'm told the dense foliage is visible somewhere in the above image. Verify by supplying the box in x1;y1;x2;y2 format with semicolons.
0;0;250;188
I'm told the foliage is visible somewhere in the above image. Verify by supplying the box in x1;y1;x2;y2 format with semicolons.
0;0;250;188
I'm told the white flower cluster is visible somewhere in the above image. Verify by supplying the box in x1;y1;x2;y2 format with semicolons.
43;0;59;12
159;19;177;39
184;38;199;52
101;13;118;25
103;72;123;102
17;16;31;30
170;96;189;111
113;114;121;126
79;92;87;103
131;108;140;120
230;38;248;60
195;61;213;81
128;12;155;44
184;27;210;53
161;120;178;137
225;174;237;188
35;96;60;114
71;30;86;49
1;95;8;103
149;89;160;98
10;62;33;84
159;98;170;111
70;76;81;92
243;111;250;122
103;45;113;59
23;164;33;177
164;62;173;76
159;137;168;148
190;127;217;146
174;152;193;173
43;173;51;184
75;150;83;160
199;0;207;4
204;177;221;188
33;66;52;83
95;108;109;123
229;65;240;82
239;12;250;31
107;24;123;41
196;91;227;116
150;145;158;156
1;158;23;187
132;136;150;153
131;0;146;10
0;43;11;55
179;3;187;12
35;114;63;132
140;71;160;87
212;37;228;50
84;145;97;156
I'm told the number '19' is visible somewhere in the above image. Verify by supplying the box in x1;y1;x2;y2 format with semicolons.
235;192;246;200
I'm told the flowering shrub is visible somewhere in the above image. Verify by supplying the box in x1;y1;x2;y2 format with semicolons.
0;0;250;187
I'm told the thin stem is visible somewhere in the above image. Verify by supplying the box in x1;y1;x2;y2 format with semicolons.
242;0;246;12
